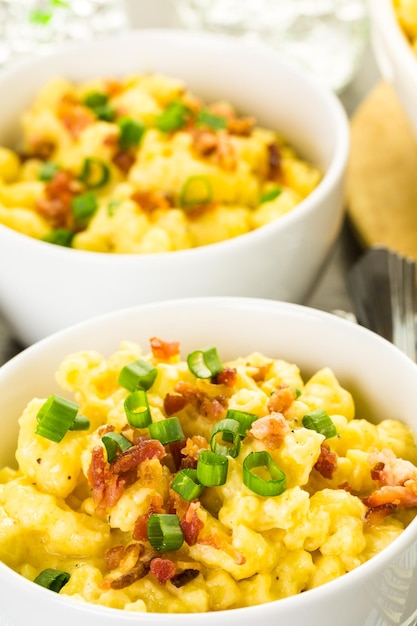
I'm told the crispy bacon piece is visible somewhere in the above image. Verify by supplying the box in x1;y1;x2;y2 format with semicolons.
169;380;228;421
212;367;237;388
36;170;82;229
368;449;417;486
181;436;209;462
199;396;227;421
150;558;177;585
250;364;270;382
338;481;352;492
190;127;236;170
226;116;255;136
87;446;126;509
267;384;297;413
267;143;282;180
132;494;165;541
164;393;188;416
110;439;166;474
102;543;154;590
216;130;236;171
112;150;136;174
170;494;204;546
191;128;218;156
57;97;95;139
314;442;338;479
248;412;289;449
363;484;417;509
150;337;180;361
27;138;55;160
365;503;397;526
131;190;172;213
170;568;200;588
105;79;124;97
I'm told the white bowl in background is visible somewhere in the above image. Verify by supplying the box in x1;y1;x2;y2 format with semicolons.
369;0;417;135
1;297;417;625
0;30;349;346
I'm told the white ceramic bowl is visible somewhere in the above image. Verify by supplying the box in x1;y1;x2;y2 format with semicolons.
1;296;417;626
0;30;349;347
369;0;417;135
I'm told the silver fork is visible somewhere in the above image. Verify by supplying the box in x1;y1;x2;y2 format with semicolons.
348;246;417;361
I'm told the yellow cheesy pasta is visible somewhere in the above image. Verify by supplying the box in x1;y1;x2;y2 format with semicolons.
0;73;321;253
1;337;416;614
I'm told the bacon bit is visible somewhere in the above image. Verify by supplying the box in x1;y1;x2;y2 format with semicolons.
131;190;172;213
102;543;154;590
314;442;338;479
227;116;255;136
181;436;209;462
150;337;180;361
191;128;219;156
363;484;417;509
250;364;270;382
180;501;204;546
27;138;55;160
164;393;188;416
105;79;124;97
365;503;397;526
110;439;166;474
36;170;82;229
267;143;282;180
150;558;177;585
200;396;228;421
267;384;297;414
199;535;246;565
212;367;237;388
368;449;417;486
216;130;237;171
190;127;236;170
87;446;127;509
132;494;165;541
167;439;187;471
57;98;95;139
104;545;125;570
173;380;203;405
112;150;136;174
170;568;200;588
248;412;289;449
338;481;352;492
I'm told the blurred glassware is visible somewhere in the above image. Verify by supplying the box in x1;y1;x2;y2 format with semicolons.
0;0;127;68
171;0;369;92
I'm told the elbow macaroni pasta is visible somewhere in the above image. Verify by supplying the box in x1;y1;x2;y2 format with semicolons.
0;73;321;253
1;338;416;614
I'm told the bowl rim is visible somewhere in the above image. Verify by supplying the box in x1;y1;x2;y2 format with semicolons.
0;28;349;261
1;296;417;620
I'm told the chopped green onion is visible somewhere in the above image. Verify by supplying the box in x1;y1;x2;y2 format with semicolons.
124;390;152;428
260;186;282;204
71;192;98;226
187;346;223;379
107;199;121;216
171;469;204;501
197;108;227;130
294;387;302;399
117;117;145;150
102;432;132;463
179;175;213;209
243;451;286;496
39;161;59;181
69;413;90;431
302;409;337;439
157;101;189;132
149;417;184;445
35;394;80;443
225;409;258;438
42;228;74;247
34;568;70;592
147;513;184;551
196;450;228;486
83;92;116;121
210;418;241;458
78;157;110;189
118;358;158;392
30;9;52;24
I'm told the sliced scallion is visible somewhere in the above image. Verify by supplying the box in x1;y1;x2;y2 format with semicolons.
35;394;80;443
33;568;70;593
260;186;282;204
225;409;258;438
156;101;189;132
243;451;286;496
117;116;145;150
83;92;115;121
118;358;157;392
149;417;184;445
179;175;213;209
171;469;204;501
71;192;98;226
39;161;59;181
101;432;132;463
124;390;152;428
187;346;223;379
302;409;337;439
197;108;227;130
196;450;228;487
78;157;110;189
210;418;241;458
42;228;74;247
69;413;90;431
147;513;184;551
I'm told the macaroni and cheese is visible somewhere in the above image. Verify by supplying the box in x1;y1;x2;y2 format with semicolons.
1;337;416;613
